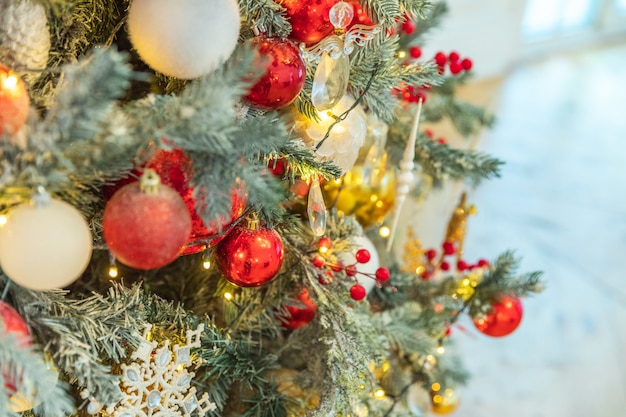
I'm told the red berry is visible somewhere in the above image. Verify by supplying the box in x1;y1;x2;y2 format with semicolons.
424;129;434;138
318;274;329;285
331;261;344;272
267;158;286;176
415;91;427;103
434;52;447;66
375;267;390;282
477;258;490;268
457;260;469;271
345;264;358;277
442;241;455;255
448;51;460;62
409;46;422;59
350;284;367;301
401;20;416;35
437;66;445;75
421;270;433;280
312;255;325;268
440;261;450;271
318;237;332;251
461;58;473;71
437;138;447;145
445;325;452;337
425;248;437;260
355;249;371;264
449;61;463;75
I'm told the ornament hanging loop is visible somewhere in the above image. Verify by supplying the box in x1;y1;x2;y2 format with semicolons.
139;168;161;194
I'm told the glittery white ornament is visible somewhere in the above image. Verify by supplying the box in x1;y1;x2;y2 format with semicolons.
127;0;240;79
0;0;50;84
89;324;216;417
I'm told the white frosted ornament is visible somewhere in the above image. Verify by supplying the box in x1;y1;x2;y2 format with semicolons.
127;0;240;79
0;189;92;290
339;234;380;293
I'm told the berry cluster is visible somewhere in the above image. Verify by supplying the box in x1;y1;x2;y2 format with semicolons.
311;237;391;301
394;83;428;104
433;51;473;75
423;129;447;145
419;240;489;280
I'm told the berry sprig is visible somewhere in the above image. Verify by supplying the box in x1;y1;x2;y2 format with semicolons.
309;237;393;301
423;129;447;145
433;51;473;75
418;240;491;280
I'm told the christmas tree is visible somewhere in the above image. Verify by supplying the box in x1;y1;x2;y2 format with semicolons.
0;0;543;416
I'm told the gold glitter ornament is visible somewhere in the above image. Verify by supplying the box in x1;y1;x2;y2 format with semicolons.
322;163;396;229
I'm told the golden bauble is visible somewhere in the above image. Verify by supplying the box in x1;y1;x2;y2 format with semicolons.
322;164;396;228
430;386;460;415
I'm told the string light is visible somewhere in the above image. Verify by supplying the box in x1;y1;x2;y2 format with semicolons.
1;74;18;93
374;389;386;398
397;50;407;59
378;225;390;238
202;249;212;269
0;215;7;226
436;344;445;354
224;292;233;301
431;383;441;392
108;265;119;278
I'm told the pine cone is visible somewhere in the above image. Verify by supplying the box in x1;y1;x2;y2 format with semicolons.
0;0;50;84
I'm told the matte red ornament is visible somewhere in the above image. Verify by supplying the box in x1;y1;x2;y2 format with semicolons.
1;301;32;393
355;249;371;264
215;220;284;287
350;283;367;301
280;288;317;330
103;170;192;270
473;296;523;337
0;63;29;137
147;149;247;254
244;36;306;110
282;0;336;44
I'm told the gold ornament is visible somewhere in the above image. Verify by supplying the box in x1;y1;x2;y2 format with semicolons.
401;229;427;274
442;192;476;262
455;270;482;301
430;384;459;415
322;163;396;228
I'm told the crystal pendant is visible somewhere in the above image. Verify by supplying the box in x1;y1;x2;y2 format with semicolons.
307;178;327;237
312;51;350;111
361;141;388;186
147;390;162;408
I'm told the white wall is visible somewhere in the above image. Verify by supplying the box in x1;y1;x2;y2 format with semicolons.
421;0;528;79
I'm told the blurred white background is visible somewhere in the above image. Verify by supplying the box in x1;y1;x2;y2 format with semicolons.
399;1;626;416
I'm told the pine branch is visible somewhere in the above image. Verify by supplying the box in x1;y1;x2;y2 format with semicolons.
0;333;75;417
239;0;291;38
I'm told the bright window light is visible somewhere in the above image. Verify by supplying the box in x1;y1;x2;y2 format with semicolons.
522;0;598;38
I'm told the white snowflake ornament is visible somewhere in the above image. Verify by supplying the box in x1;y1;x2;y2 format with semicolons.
90;324;216;417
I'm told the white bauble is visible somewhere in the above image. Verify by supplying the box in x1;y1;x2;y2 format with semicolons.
127;0;240;79
0;198;92;290
339;234;380;293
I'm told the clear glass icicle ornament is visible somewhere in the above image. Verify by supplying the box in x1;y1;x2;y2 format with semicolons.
361;118;389;186
302;1;380;111
307;177;327;236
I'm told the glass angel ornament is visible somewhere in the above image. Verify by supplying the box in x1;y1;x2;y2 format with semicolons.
302;1;380;111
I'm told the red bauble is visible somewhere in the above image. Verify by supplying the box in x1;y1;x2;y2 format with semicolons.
346;0;375;29
282;0;335;44
103;170;192;270
473;296;523;337
215;222;284;287
245;36;306;110
147;149;247;254
1;301;32;392
280;288;317;330
0;63;29;137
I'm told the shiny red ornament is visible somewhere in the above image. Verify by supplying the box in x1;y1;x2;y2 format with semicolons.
147;149;247;254
103;170;192;270
245;36;306;110
0;63;29;137
473;296;523;337
280;288;317;330
346;0;375;29
215;222;284;287
282;0;336;44
1;301;32;393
